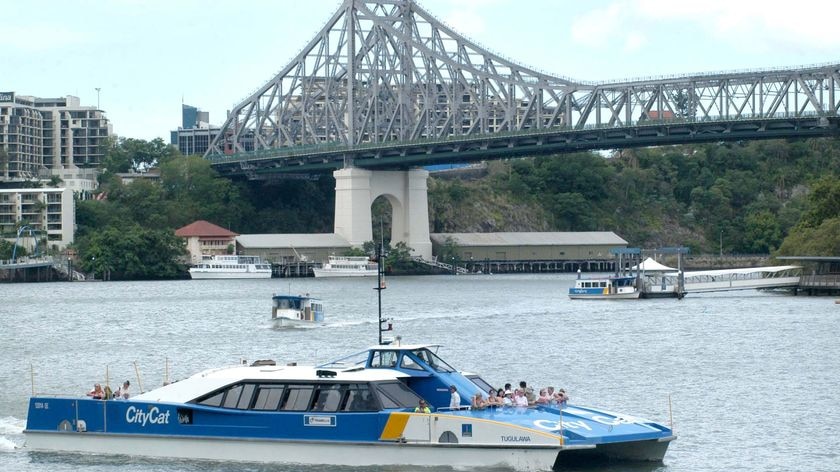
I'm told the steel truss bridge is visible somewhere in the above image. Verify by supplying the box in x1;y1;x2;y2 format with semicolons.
205;0;840;179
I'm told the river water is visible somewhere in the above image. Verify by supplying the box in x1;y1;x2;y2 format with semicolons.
1;274;838;471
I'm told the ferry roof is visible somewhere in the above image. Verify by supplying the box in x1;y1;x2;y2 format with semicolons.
132;363;409;404
672;265;800;277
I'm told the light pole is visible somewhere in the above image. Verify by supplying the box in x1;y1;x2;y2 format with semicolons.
95;88;101;109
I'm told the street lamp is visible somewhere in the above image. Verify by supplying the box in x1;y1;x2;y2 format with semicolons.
95;88;101;109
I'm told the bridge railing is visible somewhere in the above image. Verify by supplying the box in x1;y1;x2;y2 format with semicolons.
798;274;840;289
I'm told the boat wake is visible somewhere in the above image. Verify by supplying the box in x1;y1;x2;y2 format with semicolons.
0;416;25;451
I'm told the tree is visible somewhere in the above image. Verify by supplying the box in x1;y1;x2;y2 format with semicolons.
797;176;840;229
100;137;180;175
776;217;840;256
77;224;187;280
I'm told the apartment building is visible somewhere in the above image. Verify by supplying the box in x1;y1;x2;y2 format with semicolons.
0;91;111;185
0;187;75;249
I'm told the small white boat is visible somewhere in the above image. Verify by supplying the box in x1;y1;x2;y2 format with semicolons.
568;275;641;299
312;256;377;278
189;255;272;279
271;294;324;327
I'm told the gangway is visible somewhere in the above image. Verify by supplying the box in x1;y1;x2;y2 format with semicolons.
412;256;470;275
643;265;801;297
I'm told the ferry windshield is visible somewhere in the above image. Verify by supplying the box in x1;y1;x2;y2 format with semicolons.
412;349;455;373
374;381;424;408
274;298;302;309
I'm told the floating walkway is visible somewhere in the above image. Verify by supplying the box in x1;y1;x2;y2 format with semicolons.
642;265;801;297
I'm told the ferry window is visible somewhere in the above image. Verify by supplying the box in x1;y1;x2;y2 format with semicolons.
400;354;423;370
253;385;285;410
222;385;244;409
236;384;256;409
311;384;344;412
466;375;494;393
343;384;378;411
412;349;456;373
375;381;423;408
281;385;314;411
197;391;224;407
370;350;398;368
600;282;607;288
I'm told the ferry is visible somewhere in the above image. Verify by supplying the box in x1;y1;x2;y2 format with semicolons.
189;255;272;279
568;275;641;299
271;294;324;327
24;344;675;470
312;255;378;278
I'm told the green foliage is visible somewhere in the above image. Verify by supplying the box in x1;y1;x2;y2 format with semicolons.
385;241;418;271
100;137;178;175
436;236;461;265
776;217;840;256
0;239;17;260
343;247;368;257
76;224;187;280
428;137;840;255
797;176;840;229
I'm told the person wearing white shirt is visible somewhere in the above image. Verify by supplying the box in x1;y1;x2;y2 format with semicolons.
449;385;461;409
115;380;131;399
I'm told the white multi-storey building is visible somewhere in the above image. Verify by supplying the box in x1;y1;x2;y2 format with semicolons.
0;187;75;250
0;91;110;188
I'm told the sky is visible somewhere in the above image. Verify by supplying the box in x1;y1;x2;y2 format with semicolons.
4;0;839;141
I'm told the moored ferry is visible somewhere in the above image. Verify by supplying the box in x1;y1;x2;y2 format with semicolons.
189;255;272;279
271;294;324;327
24;344;674;470
312;255;378;277
569;275;641;300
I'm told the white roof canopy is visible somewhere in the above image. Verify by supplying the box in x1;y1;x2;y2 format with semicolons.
633;257;676;272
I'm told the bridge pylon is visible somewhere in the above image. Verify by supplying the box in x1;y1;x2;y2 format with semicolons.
334;167;432;260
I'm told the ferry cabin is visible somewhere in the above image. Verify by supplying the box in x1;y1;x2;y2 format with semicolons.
569;276;640;299
271;295;324;323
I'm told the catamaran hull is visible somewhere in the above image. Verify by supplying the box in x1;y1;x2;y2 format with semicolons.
272;317;322;328
189;272;272;279
312;269;377;278
25;432;566;471
568;292;641;300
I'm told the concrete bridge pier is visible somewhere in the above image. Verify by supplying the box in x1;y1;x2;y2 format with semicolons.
333;167;432;260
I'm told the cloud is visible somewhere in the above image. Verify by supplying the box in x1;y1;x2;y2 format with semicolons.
570;0;840;55
433;0;505;37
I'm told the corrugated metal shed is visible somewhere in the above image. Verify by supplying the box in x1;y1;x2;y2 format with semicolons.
237;233;351;248
430;232;627;246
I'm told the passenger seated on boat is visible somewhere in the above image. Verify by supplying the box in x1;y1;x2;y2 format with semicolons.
553;389;569;407
519;381;536;404
501;390;513;406
115;380;130;399
471;393;485;410
535;388;551;405
486;389;502;406
513;389;529;407
87;383;105;400
414;400;431;414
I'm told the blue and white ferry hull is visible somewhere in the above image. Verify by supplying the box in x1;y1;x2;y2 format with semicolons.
25;344;674;470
